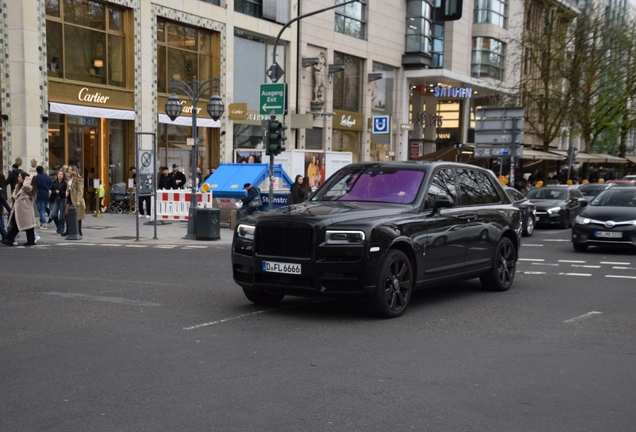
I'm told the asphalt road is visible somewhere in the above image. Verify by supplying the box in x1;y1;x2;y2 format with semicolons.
1;228;635;431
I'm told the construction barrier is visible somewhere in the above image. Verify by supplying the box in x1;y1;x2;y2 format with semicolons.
154;190;213;220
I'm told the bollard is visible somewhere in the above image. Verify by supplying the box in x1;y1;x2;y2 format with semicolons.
65;205;83;240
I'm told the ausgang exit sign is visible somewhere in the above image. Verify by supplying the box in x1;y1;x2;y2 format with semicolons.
259;83;287;116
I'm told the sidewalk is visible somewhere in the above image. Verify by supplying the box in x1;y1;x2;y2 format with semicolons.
31;212;234;246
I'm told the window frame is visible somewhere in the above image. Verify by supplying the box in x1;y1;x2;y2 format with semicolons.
473;0;508;28
471;36;505;80
335;0;367;40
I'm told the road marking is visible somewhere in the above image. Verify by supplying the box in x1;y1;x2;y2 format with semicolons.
571;264;601;269
559;260;586;263
564;311;602;323
184;300;329;330
42;292;160;307
559;272;592;277
612;266;636;270
518;258;545;262
183;246;208;249
601;261;631;265
543;239;570;242
606;275;636;280
532;263;559;266
99;244;121;247
155;245;178;249
522;271;546;275
125;244;148;247
523;244;544;247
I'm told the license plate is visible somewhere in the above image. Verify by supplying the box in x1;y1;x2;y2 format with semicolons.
262;261;301;274
595;231;623;238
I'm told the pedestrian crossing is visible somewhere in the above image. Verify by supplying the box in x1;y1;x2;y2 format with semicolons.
518;258;636;279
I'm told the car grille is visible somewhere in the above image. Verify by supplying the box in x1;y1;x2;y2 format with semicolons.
255;226;313;258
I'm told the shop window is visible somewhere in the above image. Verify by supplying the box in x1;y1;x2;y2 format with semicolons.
157;19;215;95
332;130;361;162
371;63;396;116
233;123;265;149
335;0;366;39
474;0;507;28
333;52;362;112
158;124;210;175
108;119;126;186
405;0;432;54
471;37;505;80
437;101;460;129
46;0;128;87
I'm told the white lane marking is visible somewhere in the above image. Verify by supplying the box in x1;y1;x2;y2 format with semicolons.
42;292;160;307
518;258;545;262
559;272;592;277
601;261;631;265
612;266;636;270
183;246;208;249
155;245;177;249
523;244;544;247
523;271;546;275
125;245;148;248
543;239;570;242
559;260;586;263
606;275;636;280
564;311;602;323
99;244;121;247
532;263;559;266
184;300;329;330
572;264;601;269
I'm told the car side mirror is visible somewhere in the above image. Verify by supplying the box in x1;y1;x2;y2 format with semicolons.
578;198;588;207
434;194;454;209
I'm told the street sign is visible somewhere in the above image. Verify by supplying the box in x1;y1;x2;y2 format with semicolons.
186;138;195;146
475;118;524;131
372;115;390;134
259;83;287;116
266;62;285;83
400;123;414;131
476;107;525;119
474;132;524;144
474;145;524;158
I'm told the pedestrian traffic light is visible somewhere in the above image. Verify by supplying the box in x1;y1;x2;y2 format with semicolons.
265;119;288;156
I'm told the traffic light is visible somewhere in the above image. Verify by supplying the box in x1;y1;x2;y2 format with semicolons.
265;119;288;156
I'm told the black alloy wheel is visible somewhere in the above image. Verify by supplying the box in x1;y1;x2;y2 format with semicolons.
523;215;534;237
242;287;285;305
480;237;516;291
371;250;413;318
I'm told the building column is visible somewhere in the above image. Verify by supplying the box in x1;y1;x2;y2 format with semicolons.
7;0;47;175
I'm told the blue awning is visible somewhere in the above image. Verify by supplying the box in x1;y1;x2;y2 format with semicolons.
201;163;294;198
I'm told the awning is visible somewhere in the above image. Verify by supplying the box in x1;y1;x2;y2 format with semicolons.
625;155;636;164
50;102;135;120
158;114;220;128
589;153;628;164
201;163;294;198
521;149;566;161
549;150;608;163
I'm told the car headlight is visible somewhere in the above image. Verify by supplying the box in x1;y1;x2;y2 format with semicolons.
575;215;590;225
237;224;255;240
325;230;365;244
547;207;561;214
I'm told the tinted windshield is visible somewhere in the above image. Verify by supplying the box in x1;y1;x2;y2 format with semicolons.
525;188;567;200
312;167;425;204
591;189;636;207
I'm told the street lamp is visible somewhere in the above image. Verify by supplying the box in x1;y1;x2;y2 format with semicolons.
164;75;224;239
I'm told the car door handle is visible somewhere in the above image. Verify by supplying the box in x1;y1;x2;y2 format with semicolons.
458;215;477;222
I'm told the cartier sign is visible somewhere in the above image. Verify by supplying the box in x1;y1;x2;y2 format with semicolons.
229;103;248;120
78;87;110;104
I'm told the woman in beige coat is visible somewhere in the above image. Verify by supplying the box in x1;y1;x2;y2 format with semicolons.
1;172;37;246
62;165;85;236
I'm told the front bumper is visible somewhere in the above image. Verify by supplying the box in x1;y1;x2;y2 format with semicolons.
535;210;563;224
572;224;636;247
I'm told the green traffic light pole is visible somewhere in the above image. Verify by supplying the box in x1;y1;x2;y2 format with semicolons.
266;0;360;210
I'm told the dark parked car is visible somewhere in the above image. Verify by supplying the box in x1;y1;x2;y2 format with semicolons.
232;162;522;318
578;183;613;201
572;186;636;251
505;187;536;236
526;186;587;228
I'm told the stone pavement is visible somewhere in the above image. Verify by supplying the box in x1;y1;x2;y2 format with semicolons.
28;212;234;247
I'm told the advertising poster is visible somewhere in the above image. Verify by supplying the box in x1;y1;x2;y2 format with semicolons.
305;152;326;189
235;151;263;164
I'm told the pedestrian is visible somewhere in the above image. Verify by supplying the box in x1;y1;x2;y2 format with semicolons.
63;165;85;236
98;182;106;212
6;163;23;200
186;171;199;189
158;166;173;190
1;172;37;246
34;166;52;230
0;172;6;198
0;186;11;241
237;182;260;220
50;169;67;235
290;175;306;204
196;167;202;184
169;164;186;189
130;166;151;218
302;176;312;195
203;168;213;182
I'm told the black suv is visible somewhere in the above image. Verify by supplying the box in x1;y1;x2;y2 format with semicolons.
232;162;522;318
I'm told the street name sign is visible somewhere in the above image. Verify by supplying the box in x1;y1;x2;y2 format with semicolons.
259;83;287;116
474;145;523;158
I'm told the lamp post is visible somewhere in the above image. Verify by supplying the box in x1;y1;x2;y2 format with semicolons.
165;76;224;239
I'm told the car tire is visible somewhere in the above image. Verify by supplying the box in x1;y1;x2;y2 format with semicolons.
523;216;534;237
480;237;516;292
573;243;588;252
560;211;571;229
370;249;413;318
242;287;285;305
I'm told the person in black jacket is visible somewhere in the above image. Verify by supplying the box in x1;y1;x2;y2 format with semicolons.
0;186;11;240
50;170;67;235
237;182;260;220
290;175;306;204
158;166;173;190
6;164;23;201
169;164;186;189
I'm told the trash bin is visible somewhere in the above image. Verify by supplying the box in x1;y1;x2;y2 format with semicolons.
196;207;221;241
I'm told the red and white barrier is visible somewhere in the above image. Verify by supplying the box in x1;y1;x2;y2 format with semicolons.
153;189;213;220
